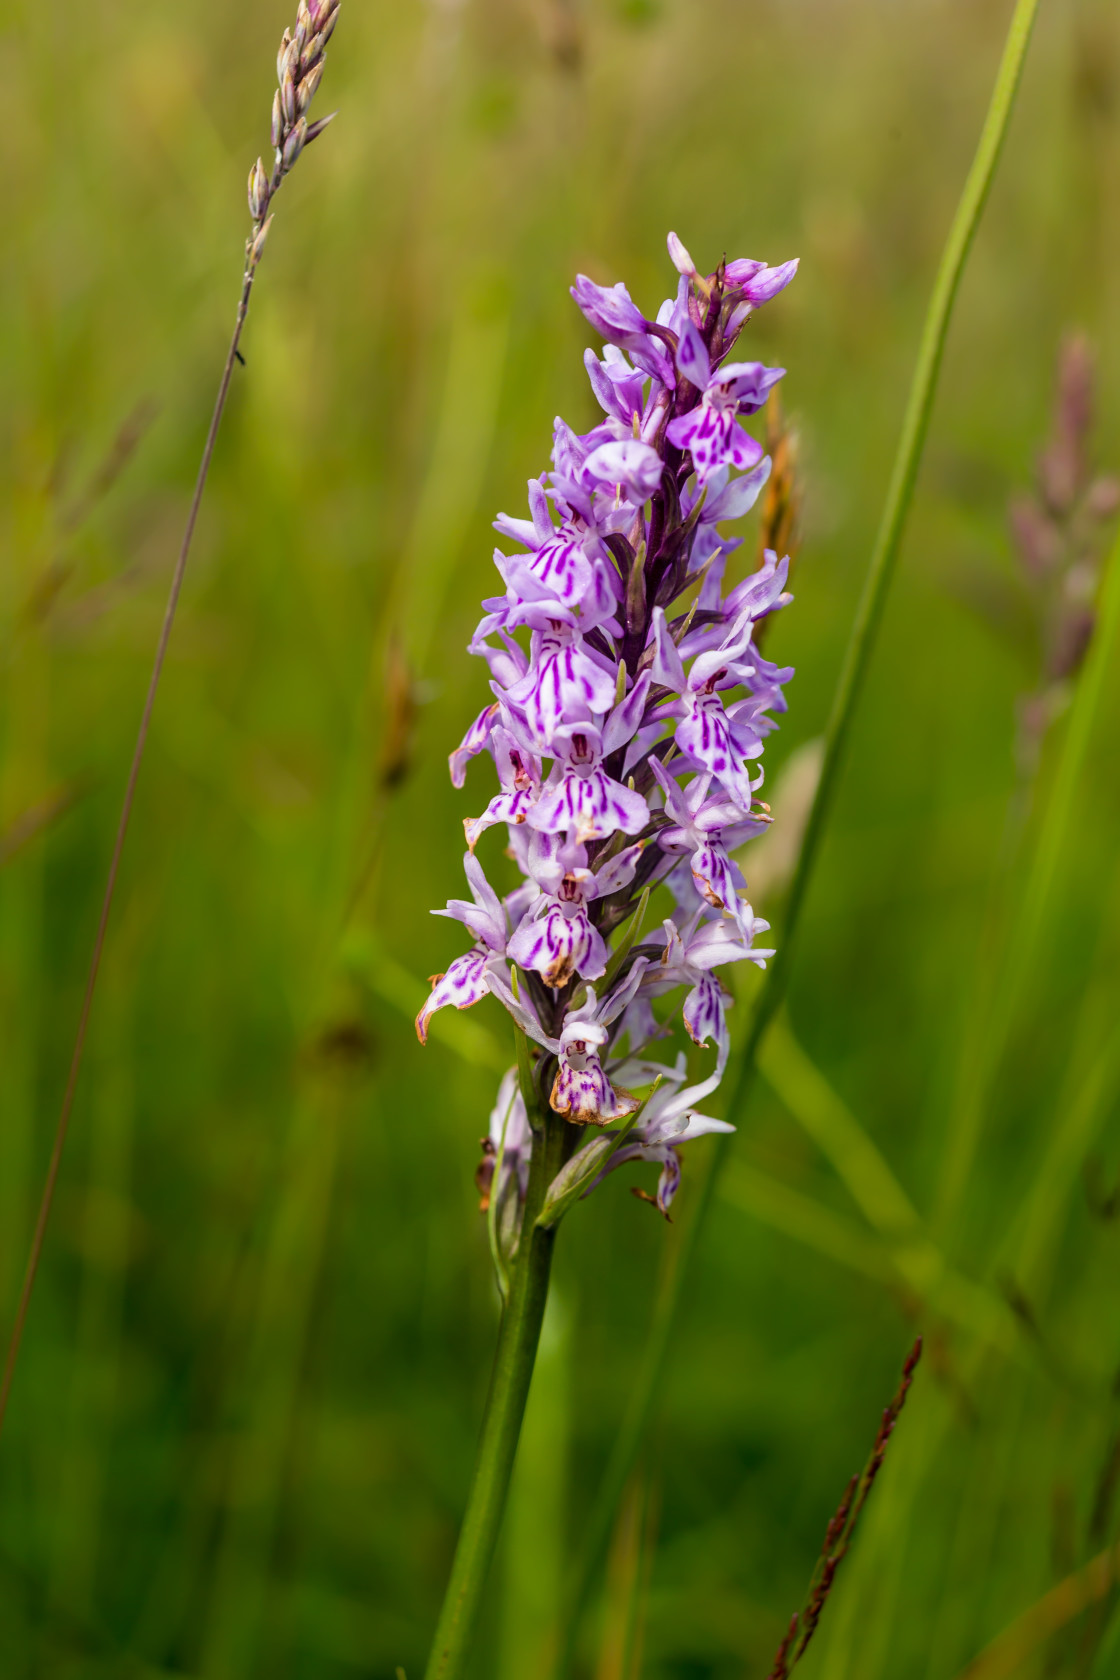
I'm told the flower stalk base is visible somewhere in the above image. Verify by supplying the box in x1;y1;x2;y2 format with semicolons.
423;1111;568;1680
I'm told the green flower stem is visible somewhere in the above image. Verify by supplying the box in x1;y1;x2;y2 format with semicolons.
553;1;1041;1667
424;1106;568;1680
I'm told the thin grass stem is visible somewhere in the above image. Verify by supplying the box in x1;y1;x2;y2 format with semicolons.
0;266;257;1443
552;1;1042;1663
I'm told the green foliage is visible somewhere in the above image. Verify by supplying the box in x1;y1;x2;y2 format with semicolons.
2;0;1120;1677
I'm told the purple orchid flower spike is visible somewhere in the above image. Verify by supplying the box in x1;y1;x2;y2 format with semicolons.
420;231;798;1219
666;321;786;485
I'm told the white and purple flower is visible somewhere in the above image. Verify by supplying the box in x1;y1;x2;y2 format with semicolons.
419;232;798;1219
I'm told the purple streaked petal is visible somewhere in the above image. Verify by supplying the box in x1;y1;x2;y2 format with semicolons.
649;607;687;693
527;768;649;842
483;961;559;1052
550;1055;639;1126
449;702;499;788
592;840;645;899
682;972;725;1048
415;948;490;1043
602;669;652;755
507;902;608;986
675;320;711;389
717;361;786;413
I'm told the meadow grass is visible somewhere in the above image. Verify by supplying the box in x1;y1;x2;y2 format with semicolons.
2;0;1120;1676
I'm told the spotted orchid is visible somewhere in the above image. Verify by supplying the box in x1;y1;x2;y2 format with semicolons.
417;232;798;1228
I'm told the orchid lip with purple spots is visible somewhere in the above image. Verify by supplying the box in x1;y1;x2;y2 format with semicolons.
417;232;799;1220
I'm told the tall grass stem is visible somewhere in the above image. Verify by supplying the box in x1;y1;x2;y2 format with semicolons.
0;268;258;1443
554;0;1042;1662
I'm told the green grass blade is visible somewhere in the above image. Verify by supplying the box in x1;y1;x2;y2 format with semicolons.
758;1011;920;1236
552;4;1043;1661
935;521;1120;1228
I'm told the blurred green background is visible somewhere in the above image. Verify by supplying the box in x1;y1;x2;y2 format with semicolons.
4;0;1120;1675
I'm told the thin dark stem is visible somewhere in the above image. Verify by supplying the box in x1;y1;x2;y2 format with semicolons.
0;265;257;1442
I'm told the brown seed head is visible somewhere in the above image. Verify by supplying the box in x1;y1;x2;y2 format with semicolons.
276;28;293;83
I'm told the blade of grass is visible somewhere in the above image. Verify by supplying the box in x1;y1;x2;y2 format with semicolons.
552;4;1042;1662
592;1465;656;1680
0;290;252;1442
198;1082;348;1680
720;1162;1018;1352
755;1011;1016;1345
952;1536;1120;1680
758;1010;921;1236
935;520;1120;1230
0;545;52;1664
48;946;137;1621
1000;994;1120;1300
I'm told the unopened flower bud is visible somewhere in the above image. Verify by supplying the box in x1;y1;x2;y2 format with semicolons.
247;157;269;221
297;59;325;111
281;67;298;126
249;213;274;267
303;2;338;65
304;110;337;146
313;0;341;32
276;28;292;84
271;90;283;150
281;115;307;171
667;231;697;279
